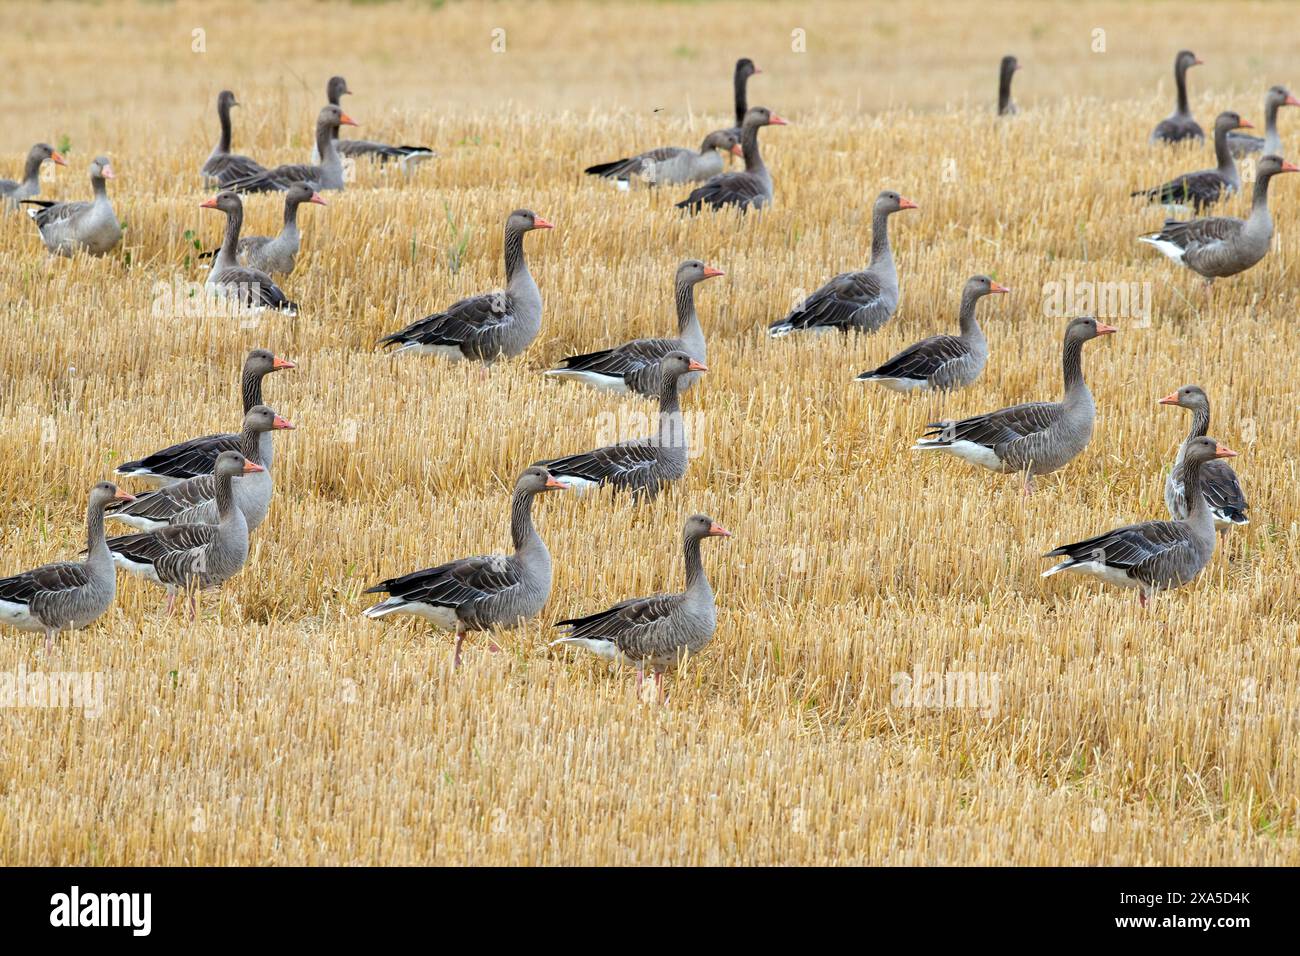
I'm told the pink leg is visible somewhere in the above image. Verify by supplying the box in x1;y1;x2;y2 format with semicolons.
453;630;466;670
1022;472;1034;498
165;590;176;616
1139;592;1149;608
44;629;55;654
653;671;664;702
188;591;198;620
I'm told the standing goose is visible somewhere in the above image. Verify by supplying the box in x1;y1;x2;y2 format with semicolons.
200;191;298;314
997;55;1020;116
912;317;1116;495
222;105;357;193
202;90;269;187
855;275;1010;392
106;406;293;532
1042;438;1239;605
0;143;66;209
116;349;295;486
550;514;730;697
725;58;762;137
106;452;262;617
23;156;121;256
1133;111;1252;211
1228;85;1300;158
675;106;787;212
0;482;135;651
312;75;435;168
362;467;568;669
1138;154;1298;285
584;130;741;187
378;209;552;360
1150;50;1205;145
198;182;326;276
1160;385;1249;529
769;190;916;336
533;351;706;500
544;259;724;397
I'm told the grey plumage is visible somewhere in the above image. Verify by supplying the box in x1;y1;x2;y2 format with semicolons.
0;142;66;209
200;191;298;314
23;155;121;256
1227;85;1298;158
998;55;1020;116
202;90;269;187
1160;385;1249;529
675;106;785;213
312;75;435;169
221;105;356;193
1133;112;1250;211
199;182;326;276
585;130;740;186
1149;50;1205;145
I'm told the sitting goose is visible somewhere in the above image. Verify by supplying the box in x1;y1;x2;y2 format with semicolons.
1;143;66;209
1133;112;1252;211
222;105;357;193
724;58;762;138
0;482;135;651
585;130;741;187
200;191;298;314
1138;154;1298;285
675;106;786;212
116;349;295;486
378;209;552;360
24;156;121;256
1042;437;1239;606
1160;385;1248;529
533;351;706;500
198;182;325;276
202;90;270;188
106;452;262;617
769;190;916;336
544;259;723;397
997;55;1020;116
912;317;1115;495
1228;85;1299;158
312;76;435;169
550;513;730;698
1150;50;1205;145
855;275;1009;392
362;467;568;669
106;406;293;532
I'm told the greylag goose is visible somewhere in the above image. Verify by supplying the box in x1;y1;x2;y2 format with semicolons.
998;55;1020;116
912;316;1115;495
1160;385;1248;529
24;156;121;256
0;482;135;651
675;106;786;212
584;130;741;187
725;58;761;137
1228;85;1299;158
378;209;552;360
0;143;66;209
362;467;568;669
106;452;261;617
550;513;730;697
855;275;1010;392
533;351;705;500
1042;437;1239;606
222;105;357;193
544;259;723;397
200;191;298;314
106;406;292;532
768;190;916;336
1150;50;1205;145
198;182;325;276
202;90;269;188
1138;154;1298;284
1133;111;1252;211
312;75;435;168
116;349;294;486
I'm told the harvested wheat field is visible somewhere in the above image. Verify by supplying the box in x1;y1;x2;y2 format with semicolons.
0;0;1298;867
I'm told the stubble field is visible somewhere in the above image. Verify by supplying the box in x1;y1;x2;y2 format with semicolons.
1;0;1298;865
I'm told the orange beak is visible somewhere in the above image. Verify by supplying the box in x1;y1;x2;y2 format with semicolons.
271;356;296;370
989;281;1011;294
898;196;918;210
1286;94;1300;107
687;359;709;372
51;151;67;167
114;491;137;503
702;265;725;278
730;143;743;156
544;476;569;490
1158;391;1180;406
200;196;220;208
533;216;554;230
1095;322;1118;335
708;522;732;538
101;164;115;179
339;112;359;127
1215;444;1239;459
752;66;762;74
768;113;789;126
1281;161;1300;173
1237;119;1255;130
242;461;266;474
273;415;295;430
1193;58;1204;66
309;192;327;206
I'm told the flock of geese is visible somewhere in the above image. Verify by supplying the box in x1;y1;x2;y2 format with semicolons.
0;51;1293;694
